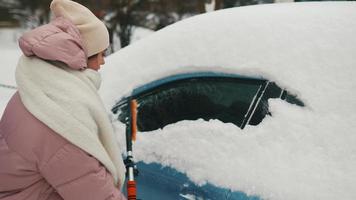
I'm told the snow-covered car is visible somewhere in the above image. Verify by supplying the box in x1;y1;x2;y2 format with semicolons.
113;72;304;199
99;2;356;200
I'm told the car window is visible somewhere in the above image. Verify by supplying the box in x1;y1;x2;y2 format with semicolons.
135;78;264;131
113;73;303;132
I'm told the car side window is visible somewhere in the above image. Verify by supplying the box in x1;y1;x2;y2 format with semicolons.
135;78;263;131
114;73;304;132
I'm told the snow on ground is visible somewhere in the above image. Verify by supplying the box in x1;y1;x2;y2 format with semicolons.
100;2;356;200
0;28;22;114
110;26;154;52
130;27;155;44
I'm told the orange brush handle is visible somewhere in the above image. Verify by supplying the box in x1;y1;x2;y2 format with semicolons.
130;100;138;141
127;180;137;200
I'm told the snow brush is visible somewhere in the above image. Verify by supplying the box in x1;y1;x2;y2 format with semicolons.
124;99;139;200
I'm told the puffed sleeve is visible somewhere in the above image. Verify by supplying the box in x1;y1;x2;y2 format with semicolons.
39;143;126;200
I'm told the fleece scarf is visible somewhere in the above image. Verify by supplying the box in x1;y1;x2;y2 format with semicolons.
15;55;125;188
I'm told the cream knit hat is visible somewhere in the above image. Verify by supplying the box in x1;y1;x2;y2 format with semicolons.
50;0;109;57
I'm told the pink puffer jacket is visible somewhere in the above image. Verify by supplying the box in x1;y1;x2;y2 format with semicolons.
0;18;126;200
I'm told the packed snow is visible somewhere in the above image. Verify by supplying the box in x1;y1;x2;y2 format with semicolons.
1;2;356;200
100;2;356;200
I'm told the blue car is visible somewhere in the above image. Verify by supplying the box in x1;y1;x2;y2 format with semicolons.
99;2;356;200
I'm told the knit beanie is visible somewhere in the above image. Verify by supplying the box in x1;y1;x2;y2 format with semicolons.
50;0;109;57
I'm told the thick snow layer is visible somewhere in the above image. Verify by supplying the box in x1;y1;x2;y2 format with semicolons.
100;2;356;200
131;100;356;200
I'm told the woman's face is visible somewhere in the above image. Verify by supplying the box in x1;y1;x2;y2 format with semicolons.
87;51;105;71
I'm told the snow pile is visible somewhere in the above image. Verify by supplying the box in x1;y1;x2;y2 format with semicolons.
130;100;355;200
100;2;356;200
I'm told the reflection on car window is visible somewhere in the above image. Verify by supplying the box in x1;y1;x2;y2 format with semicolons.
114;72;304;131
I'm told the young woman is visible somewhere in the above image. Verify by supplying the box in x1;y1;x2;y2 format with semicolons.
0;0;126;199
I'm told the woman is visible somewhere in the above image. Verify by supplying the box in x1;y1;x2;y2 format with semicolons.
0;0;126;199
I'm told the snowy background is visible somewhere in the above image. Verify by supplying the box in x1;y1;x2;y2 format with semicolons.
1;2;356;200
0;28;21;114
